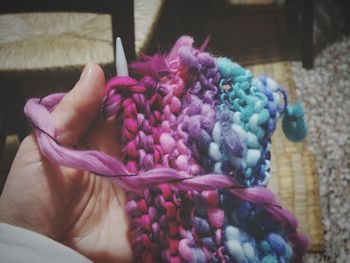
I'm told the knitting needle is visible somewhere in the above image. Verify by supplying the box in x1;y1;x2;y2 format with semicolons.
116;37;129;76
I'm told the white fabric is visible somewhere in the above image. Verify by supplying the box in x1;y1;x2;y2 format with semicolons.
0;223;91;263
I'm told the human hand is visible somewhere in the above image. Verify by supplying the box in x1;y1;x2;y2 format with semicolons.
0;63;133;263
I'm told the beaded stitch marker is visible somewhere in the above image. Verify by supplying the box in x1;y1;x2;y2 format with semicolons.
25;36;309;263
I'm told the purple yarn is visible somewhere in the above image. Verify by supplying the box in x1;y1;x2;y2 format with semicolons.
130;53;168;79
177;46;219;170
220;123;244;158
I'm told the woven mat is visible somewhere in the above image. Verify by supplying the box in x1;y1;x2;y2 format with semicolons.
247;62;325;252
0;0;164;71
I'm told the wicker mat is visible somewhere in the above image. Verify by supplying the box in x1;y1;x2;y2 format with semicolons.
247;62;325;252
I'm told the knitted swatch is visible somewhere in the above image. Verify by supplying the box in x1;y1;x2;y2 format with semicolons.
107;36;308;262
25;36;308;263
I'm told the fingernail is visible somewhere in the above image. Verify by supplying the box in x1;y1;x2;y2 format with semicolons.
80;63;92;80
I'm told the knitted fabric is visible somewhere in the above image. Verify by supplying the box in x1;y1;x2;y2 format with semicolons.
24;36;308;263
103;36;307;262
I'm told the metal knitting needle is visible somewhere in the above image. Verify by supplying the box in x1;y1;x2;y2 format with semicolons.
116;37;129;76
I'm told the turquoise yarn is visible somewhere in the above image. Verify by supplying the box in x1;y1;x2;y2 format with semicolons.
261;255;278;263
215;56;308;187
224;225;293;263
209;57;300;261
282;102;308;142
217;57;246;80
215;57;283;187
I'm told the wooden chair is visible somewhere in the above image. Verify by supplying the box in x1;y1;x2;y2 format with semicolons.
158;0;313;69
0;0;135;160
1;0;135;60
209;0;314;69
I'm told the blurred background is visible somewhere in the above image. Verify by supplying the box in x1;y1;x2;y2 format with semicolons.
0;0;349;262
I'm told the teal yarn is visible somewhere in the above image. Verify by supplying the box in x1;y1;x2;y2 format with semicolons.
261;255;278;263
215;57;283;186
217;57;247;81
215;55;306;261
282;102;308;142
215;56;308;186
224;225;293;263
259;240;272;254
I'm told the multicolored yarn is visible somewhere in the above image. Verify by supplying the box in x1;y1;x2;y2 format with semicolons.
211;58;289;187
24;36;308;263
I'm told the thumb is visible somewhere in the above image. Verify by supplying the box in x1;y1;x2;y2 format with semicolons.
51;63;105;146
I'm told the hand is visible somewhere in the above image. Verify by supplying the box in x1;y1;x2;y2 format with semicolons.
0;64;133;263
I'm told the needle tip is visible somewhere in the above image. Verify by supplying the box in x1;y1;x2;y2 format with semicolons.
116;37;129;76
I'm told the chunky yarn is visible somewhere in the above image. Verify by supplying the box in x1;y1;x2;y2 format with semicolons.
24;36;309;262
282;102;307;143
214;58;288;187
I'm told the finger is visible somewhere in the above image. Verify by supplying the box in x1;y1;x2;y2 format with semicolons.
51;63;105;146
85;116;123;158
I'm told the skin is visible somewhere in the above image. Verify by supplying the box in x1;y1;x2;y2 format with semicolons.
0;63;133;263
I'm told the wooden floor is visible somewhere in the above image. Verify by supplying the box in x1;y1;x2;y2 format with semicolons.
146;1;301;66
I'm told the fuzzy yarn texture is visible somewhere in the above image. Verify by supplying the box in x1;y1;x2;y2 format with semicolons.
24;36;308;263
291;37;350;263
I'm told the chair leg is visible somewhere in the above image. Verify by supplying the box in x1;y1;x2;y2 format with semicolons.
13;95;30;142
285;0;299;38
0;86;8;161
301;0;314;69
111;0;135;67
339;0;350;35
2;78;30;142
0;105;6;161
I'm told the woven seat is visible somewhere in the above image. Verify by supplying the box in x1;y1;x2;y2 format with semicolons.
0;13;113;72
0;0;164;168
0;0;164;72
